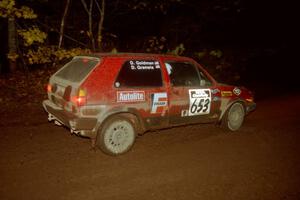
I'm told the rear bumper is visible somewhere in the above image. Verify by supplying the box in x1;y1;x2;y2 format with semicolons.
43;100;97;138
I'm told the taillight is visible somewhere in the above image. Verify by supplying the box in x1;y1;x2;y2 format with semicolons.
46;83;57;93
47;84;52;93
74;88;87;106
78;88;86;97
246;97;254;103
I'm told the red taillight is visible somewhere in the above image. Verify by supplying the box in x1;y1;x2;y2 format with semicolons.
73;88;87;106
75;96;86;106
47;84;52;93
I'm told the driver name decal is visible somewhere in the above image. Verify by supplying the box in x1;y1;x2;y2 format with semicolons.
129;60;160;70
188;89;211;116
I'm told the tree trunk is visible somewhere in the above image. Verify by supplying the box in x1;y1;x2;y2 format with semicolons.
88;0;95;51
81;0;95;51
97;0;105;51
58;0;71;49
8;16;17;72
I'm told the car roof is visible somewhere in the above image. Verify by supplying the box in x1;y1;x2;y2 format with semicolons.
80;52;191;60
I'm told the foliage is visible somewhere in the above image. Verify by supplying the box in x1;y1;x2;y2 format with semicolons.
111;48;118;53
0;0;244;83
145;36;167;53
18;27;47;46
0;0;45;66
209;50;223;58
169;43;185;55
0;0;86;67
17;28;88;66
54;47;91;61
0;0;37;19
25;46;91;65
25;46;53;64
131;0;182;13
7;52;18;61
195;49;223;59
194;49;240;83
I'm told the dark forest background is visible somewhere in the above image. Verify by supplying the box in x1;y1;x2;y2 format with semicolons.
0;0;298;101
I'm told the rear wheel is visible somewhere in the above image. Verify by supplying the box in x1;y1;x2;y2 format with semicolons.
96;116;136;155
222;102;245;131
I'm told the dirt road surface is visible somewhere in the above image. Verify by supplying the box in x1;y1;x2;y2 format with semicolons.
1;94;300;200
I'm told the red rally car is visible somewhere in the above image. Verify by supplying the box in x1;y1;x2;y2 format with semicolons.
43;53;256;155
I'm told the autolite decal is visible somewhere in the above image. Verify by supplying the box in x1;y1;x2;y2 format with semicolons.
151;93;168;114
117;91;145;102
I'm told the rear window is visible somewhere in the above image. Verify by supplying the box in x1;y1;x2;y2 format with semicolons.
55;57;99;82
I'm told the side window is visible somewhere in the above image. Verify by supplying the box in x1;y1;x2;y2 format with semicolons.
199;71;212;87
115;60;163;87
165;61;212;87
165;62;200;87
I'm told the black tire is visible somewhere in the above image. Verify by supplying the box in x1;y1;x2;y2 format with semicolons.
96;116;136;156
222;102;245;131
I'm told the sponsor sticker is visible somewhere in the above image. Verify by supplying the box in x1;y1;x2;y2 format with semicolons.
212;96;221;102
233;87;241;96
151;93;168;114
211;88;220;94
188;89;211;116
117;91;145;102
221;91;233;97
181;110;189;117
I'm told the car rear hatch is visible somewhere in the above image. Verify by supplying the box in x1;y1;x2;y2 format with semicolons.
47;56;100;113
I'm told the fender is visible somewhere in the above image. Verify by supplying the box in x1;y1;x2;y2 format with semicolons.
218;98;246;122
94;106;146;135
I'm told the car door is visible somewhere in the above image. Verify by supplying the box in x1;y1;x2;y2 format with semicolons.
114;58;169;130
163;60;221;126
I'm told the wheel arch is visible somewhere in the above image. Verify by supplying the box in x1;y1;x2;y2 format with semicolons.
218;99;246;123
95;109;146;136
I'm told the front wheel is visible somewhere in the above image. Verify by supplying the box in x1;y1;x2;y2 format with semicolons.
96;116;136;155
222;102;245;131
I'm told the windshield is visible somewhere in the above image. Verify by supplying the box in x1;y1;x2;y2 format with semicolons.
55;57;99;83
